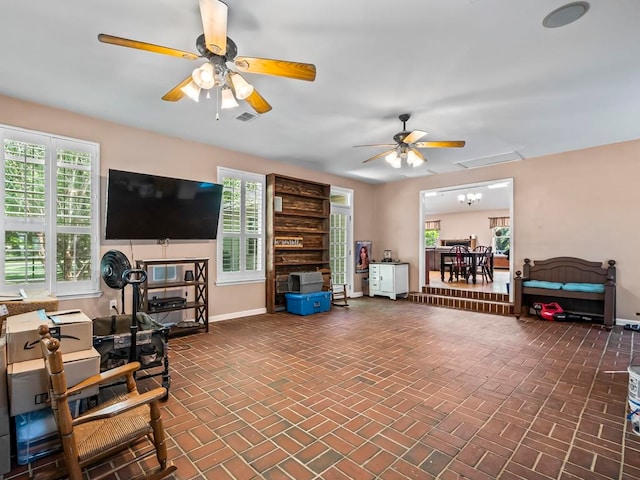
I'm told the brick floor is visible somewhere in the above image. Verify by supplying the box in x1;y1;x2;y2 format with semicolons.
5;297;640;479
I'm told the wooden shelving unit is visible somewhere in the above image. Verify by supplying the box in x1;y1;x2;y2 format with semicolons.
136;258;209;337
266;174;330;313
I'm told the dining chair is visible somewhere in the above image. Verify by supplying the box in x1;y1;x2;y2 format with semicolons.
474;246;493;283
445;245;471;282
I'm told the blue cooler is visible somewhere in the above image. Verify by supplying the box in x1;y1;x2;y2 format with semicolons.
285;292;331;316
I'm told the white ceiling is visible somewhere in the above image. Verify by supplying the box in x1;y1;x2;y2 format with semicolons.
1;1;639;184
422;179;512;215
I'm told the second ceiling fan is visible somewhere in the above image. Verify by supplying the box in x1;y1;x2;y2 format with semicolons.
355;114;466;168
98;0;316;114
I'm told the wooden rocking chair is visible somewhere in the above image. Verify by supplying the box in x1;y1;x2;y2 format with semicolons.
36;325;176;480
317;268;348;306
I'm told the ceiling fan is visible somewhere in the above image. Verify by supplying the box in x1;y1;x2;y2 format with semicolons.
98;0;316;115
355;114;465;168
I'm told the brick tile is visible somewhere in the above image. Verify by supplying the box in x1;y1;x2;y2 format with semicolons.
420;450;453;477
295;440;329;463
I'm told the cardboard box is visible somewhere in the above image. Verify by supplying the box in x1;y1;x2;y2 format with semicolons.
6;309;93;363
8;347;100;416
0;433;10;475
285;291;331;316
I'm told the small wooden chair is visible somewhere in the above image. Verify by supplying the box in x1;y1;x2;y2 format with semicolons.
317;268;348;306
37;325;176;480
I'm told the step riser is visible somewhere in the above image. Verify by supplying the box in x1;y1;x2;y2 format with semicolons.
422;286;509;303
410;293;513;316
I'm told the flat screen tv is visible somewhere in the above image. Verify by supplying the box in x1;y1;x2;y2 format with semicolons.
105;169;223;240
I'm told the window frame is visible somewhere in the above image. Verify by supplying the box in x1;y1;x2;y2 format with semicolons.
216;167;266;286
0;124;101;298
330;186;353;294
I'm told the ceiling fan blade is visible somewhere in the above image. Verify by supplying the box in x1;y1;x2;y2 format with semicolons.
244;88;272;114
234;57;316;82
403;130;427;144
161;75;193;102
410;148;425;161
362;149;395;164
98;34;199;60
410;148;425;162
199;0;227;55
414;140;466;148
353;143;396;148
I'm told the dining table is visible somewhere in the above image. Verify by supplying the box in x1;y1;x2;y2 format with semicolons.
440;251;494;284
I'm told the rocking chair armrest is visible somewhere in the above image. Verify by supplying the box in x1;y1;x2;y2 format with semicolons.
72;387;167;426
66;362;141;396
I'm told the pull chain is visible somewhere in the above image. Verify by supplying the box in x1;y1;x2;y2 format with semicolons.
216;88;220;121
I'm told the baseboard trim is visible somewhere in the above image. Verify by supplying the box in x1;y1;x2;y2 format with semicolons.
210;308;267;323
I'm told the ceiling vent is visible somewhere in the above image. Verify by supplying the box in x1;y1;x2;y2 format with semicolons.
401;169;437;178
235;112;258;123
455;151;523;169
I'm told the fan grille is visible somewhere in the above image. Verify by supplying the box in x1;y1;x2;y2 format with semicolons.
100;250;132;290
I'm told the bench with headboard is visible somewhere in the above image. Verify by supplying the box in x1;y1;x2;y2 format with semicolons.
513;257;616;328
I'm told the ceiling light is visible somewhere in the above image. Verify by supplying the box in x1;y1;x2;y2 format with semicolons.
229;73;254;100
543;2;589;28
385;151;402;169
406;149;424;167
180;80;201;102
192;62;216;89
220;87;239;109
458;192;482;206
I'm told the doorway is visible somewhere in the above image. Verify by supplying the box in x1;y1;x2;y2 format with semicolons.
418;178;514;299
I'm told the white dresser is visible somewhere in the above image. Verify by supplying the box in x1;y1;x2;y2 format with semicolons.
368;262;409;300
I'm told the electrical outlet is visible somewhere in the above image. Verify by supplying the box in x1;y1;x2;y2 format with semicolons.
109;300;118;311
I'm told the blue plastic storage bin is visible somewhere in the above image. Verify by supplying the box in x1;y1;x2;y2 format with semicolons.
285;291;331;316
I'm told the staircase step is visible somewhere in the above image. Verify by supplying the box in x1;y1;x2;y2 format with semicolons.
421;286;509;303
409;291;513;316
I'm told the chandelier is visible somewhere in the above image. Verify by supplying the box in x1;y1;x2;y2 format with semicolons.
458;192;482;206
180;60;254;117
385;146;424;168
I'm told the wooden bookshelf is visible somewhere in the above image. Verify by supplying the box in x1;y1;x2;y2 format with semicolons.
266;174;330;313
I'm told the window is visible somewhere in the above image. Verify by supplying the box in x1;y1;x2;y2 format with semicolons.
216;167;265;285
424;220;440;248
493;226;510;254
0;125;100;297
330;187;353;289
489;216;510;254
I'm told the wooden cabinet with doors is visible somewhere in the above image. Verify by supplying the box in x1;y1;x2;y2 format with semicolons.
369;262;409;300
266;174;330;313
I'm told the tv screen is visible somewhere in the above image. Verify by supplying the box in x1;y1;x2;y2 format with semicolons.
105;169;223;240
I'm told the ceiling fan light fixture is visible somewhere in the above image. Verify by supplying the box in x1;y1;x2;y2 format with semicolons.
180;80;201;102
406;150;424;167
230;72;254;100
192;62;216;89
385;151;402;168
220;87;239;109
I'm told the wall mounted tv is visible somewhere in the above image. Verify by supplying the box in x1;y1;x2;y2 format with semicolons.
105;169;223;240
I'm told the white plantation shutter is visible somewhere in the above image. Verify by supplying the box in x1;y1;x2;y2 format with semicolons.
217;167;265;284
0;125;100;296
